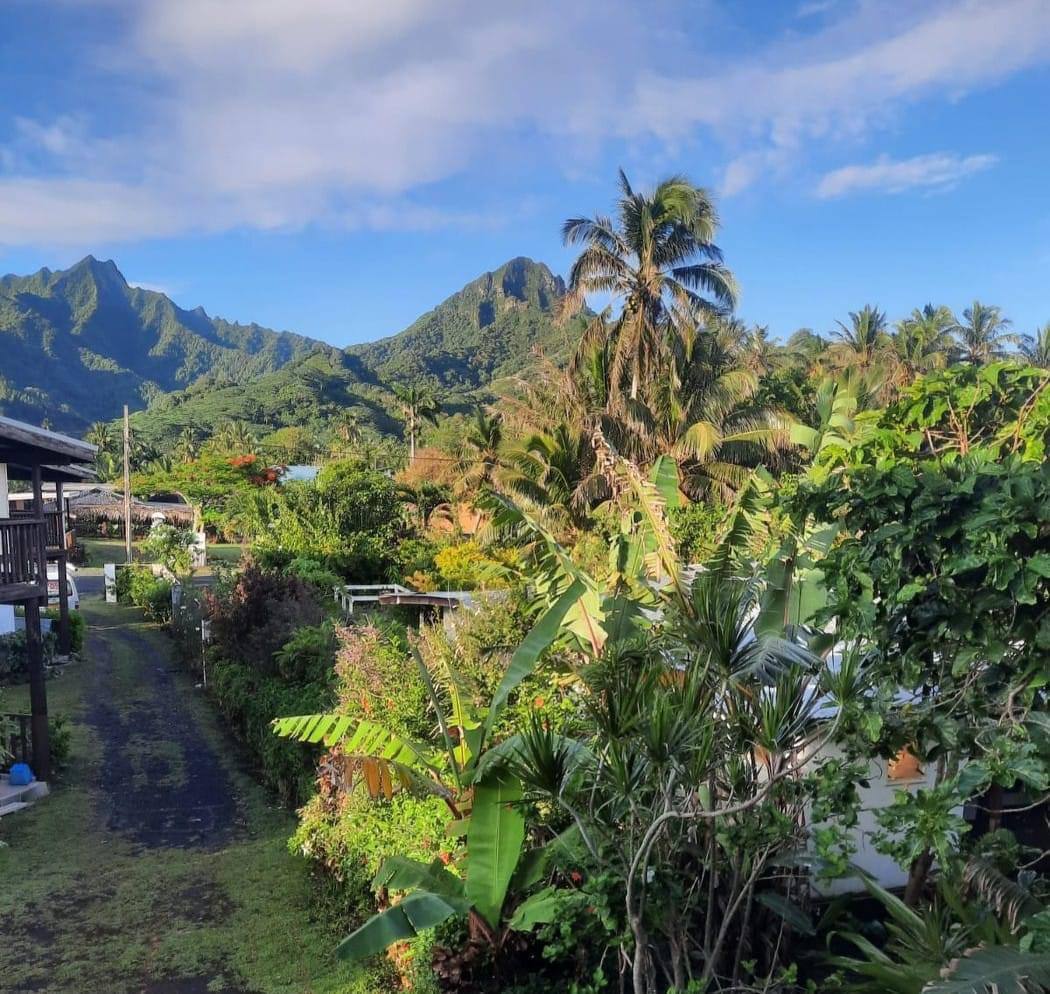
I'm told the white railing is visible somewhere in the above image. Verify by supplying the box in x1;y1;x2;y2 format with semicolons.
332;583;413;617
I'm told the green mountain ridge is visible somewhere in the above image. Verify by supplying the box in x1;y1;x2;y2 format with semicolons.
0;256;322;432
101;257;581;450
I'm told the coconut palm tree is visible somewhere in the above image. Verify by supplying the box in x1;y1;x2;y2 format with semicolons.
173;426;201;463
830;305;891;371
457;406;503;494
1019;322;1050;368
502;424;593;527
741;324;783;376
952;301;1021;364
213;420;257;455
893;304;955;381
562;170;737;401
332;409;361;446
394;384;441;463
86;421;113;452
649;318;794;499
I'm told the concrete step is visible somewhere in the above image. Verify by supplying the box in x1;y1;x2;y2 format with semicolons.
0;800;30;817
0;776;49;811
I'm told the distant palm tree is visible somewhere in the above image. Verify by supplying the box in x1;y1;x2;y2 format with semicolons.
214;420;257;455
86;421;113;452
332;409;361;447
893;304;955;381
1019;322;1050;368
562;170;737;400
830;305;890;370
742;324;783;376
174;427;201;462
457;406;503;493
394;385;441;463
952;301;1021;364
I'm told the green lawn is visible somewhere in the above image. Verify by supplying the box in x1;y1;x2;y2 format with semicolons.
80;537;245;568
0;599;380;994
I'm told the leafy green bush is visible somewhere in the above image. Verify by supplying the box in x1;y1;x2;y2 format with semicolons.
433;541;514;590
44;608;85;654
395;536;439;577
282;557;343;600
140;523;197;574
127;569;173;622
197;565;335;805
273;622;338;686
326;534;399;584
290;788;450;929
0;629;57;681
670;499;724;562
209;656;332;806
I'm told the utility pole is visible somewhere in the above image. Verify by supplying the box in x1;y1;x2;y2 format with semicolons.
123;405;132;564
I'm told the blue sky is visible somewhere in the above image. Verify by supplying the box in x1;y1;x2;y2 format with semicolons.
2;0;1050;347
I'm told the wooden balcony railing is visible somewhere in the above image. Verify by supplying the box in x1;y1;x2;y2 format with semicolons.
0;517;47;602
11;509;64;552
1;713;32;771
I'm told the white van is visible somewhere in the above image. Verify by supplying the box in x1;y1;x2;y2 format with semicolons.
46;563;80;611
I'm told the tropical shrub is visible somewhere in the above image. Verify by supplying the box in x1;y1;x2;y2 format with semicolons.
788;362;1050;902
140;523;197;574
43;608;85;654
118;566;174;622
283;557;343;601
395;537;440;578
204;560;324;673
433;541;514;590
209;653;333;805
0;630;56;680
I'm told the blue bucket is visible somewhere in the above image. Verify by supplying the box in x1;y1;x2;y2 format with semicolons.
8;763;34;786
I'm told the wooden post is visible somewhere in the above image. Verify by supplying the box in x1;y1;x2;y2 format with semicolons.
25;596;49;781
28;463;50;780
123;405;133;564
56;479;71;655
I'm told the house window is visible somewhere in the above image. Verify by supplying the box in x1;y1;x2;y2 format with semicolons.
887;747;923;781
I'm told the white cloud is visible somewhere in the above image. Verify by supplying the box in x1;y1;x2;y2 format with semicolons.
1;0;1048;244
128;280;174;295
630;0;1050;185
795;0;838;18
815;151;997;198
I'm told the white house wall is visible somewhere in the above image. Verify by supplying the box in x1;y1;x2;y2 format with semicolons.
809;742;945;896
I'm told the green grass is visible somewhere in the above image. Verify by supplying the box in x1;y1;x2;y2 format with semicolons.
0;600;384;994
80;537;245;568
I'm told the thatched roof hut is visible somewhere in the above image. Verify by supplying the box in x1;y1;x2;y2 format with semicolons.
69;487;195;526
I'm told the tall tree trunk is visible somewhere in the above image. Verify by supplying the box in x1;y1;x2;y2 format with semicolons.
904;849;933;906
630;919;648;994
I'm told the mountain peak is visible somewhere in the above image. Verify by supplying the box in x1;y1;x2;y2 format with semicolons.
66;255;128;287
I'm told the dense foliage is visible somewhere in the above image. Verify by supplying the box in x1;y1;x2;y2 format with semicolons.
99;172;1050;994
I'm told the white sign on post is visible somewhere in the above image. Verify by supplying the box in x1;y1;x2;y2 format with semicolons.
104;563;117;603
191;531;207;570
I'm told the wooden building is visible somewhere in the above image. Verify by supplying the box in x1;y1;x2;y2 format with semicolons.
0;416;96;780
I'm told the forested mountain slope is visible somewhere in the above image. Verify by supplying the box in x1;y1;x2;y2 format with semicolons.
125;257;581;448
0;256;321;432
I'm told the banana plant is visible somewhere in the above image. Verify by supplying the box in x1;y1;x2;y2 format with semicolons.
273;631;576;960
